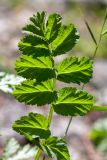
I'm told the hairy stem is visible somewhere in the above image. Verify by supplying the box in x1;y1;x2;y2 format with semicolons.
64;7;107;138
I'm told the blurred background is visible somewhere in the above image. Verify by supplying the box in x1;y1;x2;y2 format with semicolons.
0;0;107;160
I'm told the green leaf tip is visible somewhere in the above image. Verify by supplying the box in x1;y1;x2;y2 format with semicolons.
53;87;94;116
45;13;62;42
12;112;51;140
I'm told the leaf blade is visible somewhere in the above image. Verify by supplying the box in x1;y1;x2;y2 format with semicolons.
13;79;57;106
53;87;94;116
23;11;46;37
52;24;79;56
19;12;52;57
57;56;93;84
15;55;55;81
18;35;50;57
12;113;51;139
45;13;62;42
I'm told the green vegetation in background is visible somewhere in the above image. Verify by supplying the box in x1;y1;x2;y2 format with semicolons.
63;2;107;58
0;0;25;10
90;118;107;157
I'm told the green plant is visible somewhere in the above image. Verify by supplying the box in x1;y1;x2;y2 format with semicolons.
12;11;107;160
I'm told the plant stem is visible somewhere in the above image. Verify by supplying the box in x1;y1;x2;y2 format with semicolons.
48;105;54;127
65;117;72;137
35;37;55;160
93;7;107;59
92;106;107;111
35;148;42;160
47;43;55;129
43;155;46;160
64;7;107;138
35;106;54;160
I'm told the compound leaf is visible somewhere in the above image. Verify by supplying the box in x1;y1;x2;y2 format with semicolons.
43;137;70;160
12;113;51;139
13;79;57;106
53;87;94;116
52;24;79;56
15;55;55;81
57;56;93;84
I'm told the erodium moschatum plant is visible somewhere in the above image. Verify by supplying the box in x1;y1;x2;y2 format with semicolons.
12;11;99;160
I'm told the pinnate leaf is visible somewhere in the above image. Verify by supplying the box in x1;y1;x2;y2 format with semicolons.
12;113;51;139
15;55;55;81
53;87;94;116
13;79;57;106
57;56;93;84
43;137;70;160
